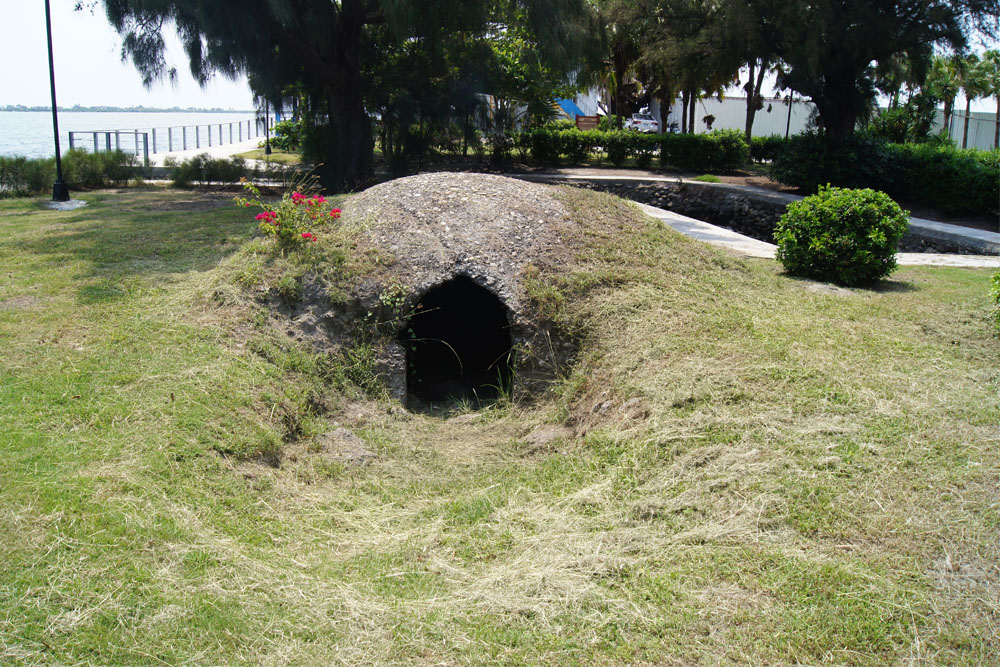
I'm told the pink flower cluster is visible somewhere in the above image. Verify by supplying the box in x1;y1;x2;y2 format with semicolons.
301;232;317;242
291;192;328;207
255;211;278;224
329;208;342;219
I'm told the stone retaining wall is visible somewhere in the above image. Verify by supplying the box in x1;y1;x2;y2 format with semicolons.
524;176;996;256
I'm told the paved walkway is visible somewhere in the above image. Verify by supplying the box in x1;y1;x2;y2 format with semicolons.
147;137;263;167
638;203;1000;269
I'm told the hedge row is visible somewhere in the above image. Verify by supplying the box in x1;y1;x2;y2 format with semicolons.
515;128;750;173
0;150;140;197
769;131;1000;216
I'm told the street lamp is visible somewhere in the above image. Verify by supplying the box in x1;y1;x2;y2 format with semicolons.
44;0;69;201
264;100;272;155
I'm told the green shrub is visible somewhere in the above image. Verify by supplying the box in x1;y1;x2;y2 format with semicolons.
603;131;631;166
168;153;249;187
0;150;138;197
527;128;562;165
660;130;748;172
545;119;576;131
598;115;622;132
750;135;787;163
633;133;660;168
770;131;999;216
770;131;892;191
0;156;52;197
514;127;748;172
559;129;596;165
775;186;909;287
271;119;304;151
884;143;999;216
61;149;138;188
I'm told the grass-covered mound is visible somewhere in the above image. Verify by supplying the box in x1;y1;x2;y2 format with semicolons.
1;185;999;664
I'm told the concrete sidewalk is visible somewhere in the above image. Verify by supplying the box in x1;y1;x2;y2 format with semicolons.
637;203;1000;269
147;137;263;166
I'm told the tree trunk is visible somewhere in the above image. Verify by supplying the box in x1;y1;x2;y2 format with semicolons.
962;98;971;149
681;91;689;133
614;48;626;130
994;97;999;149
941;100;954;138
745;60;767;146
688;89;696;134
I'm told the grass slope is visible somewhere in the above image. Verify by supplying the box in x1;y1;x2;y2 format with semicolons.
0;186;998;665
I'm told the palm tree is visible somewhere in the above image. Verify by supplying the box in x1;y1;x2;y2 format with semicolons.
982;50;1000;149
957;54;988;149
927;54;961;140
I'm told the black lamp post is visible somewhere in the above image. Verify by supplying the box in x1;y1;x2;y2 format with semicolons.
45;0;69;201
264;100;272;155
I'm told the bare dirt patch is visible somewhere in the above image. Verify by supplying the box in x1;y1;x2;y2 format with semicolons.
0;296;42;311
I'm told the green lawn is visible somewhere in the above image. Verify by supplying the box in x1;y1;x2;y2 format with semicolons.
233;148;302;165
1;186;998;665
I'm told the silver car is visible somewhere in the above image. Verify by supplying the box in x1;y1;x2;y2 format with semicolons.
624;113;659;133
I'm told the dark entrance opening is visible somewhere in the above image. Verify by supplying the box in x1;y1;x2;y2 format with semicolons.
402;276;513;404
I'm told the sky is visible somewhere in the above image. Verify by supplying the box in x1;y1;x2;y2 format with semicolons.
0;0;254;109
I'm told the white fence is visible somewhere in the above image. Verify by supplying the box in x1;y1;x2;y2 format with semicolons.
934;109;998;151
655;95;816;138
67;116;273;165
652;95;999;150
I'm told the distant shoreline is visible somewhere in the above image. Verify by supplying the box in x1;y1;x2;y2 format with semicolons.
2;106;256;114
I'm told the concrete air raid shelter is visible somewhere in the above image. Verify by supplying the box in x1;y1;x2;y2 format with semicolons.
288;173;576;408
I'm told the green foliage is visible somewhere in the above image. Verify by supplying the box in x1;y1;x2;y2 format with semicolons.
270;118;305;151
692;174;721;183
885;143;1000;216
775;186;909;287
865;95;937;144
771;132;1000;216
166;154;249;187
750;135;787;163
0;156;53;197
603;130;631;166
769;131;892;191
773;1;994;138
234;179;340;249
598;114;622;132
660;129;748;172
517;128;749;172
0;150;139;197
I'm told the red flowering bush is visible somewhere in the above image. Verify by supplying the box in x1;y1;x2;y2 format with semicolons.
234;178;341;249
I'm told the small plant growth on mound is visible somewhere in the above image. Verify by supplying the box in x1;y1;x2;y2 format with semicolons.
234;178;342;249
775;186;909;287
991;271;1000;336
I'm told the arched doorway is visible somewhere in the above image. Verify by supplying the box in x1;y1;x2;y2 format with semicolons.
402;276;513;404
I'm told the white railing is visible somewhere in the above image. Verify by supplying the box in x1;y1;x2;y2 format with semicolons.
67;116;273;166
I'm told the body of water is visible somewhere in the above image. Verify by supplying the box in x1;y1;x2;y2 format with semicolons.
0;111;270;158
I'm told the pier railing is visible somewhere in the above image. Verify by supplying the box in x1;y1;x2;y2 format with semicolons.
67;116;272;166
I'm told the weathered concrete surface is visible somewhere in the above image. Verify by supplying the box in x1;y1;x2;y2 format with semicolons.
44;199;87;211
280;173;580;401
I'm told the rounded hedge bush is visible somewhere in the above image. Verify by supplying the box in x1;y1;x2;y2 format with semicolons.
775;186;909;287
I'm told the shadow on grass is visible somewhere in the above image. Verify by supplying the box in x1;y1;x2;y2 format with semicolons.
9;189;255;304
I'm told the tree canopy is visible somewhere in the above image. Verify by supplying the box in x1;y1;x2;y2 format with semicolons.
96;0;590;188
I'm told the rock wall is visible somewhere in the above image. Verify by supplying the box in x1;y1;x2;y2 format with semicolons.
521;176;995;255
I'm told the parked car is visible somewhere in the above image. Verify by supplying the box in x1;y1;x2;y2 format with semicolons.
624;113;659;133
